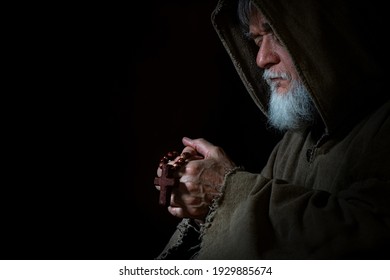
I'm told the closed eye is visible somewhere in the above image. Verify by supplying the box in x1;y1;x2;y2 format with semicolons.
247;22;273;46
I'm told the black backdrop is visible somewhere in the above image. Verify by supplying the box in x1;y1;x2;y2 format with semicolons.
4;0;281;259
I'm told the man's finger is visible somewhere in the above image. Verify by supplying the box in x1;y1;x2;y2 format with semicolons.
182;137;216;158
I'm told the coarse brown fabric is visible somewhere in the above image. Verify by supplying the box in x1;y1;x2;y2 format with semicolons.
157;0;390;259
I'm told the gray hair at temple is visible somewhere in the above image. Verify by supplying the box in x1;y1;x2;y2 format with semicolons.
237;0;254;33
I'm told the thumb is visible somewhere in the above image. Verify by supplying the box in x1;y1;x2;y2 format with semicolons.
182;136;194;147
182;137;215;158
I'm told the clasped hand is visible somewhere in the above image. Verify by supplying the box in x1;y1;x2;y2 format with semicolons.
155;137;236;222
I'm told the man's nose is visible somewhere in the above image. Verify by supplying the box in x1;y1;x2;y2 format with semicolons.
256;35;279;69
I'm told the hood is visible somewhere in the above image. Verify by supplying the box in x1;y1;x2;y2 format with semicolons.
211;0;388;135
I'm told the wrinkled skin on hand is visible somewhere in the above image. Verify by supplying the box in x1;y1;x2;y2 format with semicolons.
156;137;236;222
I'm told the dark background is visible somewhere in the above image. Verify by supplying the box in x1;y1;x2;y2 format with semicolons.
3;0;281;259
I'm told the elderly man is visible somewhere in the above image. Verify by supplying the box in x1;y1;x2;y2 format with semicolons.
155;0;390;259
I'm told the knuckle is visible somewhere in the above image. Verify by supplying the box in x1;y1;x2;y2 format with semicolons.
185;162;201;174
185;182;200;193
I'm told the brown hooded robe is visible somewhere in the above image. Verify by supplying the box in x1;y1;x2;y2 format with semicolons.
157;0;390;259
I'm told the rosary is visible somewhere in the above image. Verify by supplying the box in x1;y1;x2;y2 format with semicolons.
153;151;191;206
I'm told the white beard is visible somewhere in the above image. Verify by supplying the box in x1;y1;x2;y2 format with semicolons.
263;70;317;132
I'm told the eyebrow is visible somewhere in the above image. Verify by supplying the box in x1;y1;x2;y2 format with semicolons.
246;22;273;39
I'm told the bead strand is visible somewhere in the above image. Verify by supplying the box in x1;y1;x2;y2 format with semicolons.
158;151;191;171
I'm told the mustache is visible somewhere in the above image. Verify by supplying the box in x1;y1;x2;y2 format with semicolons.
263;70;292;85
